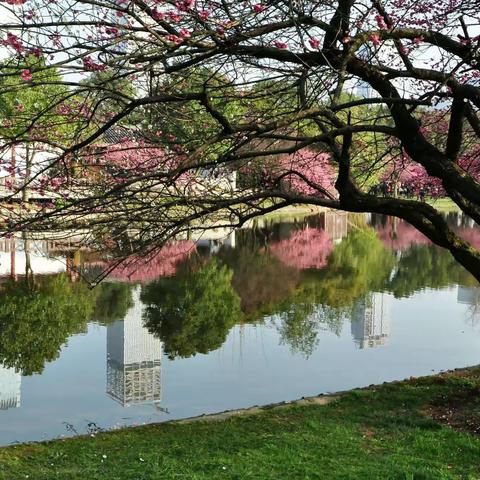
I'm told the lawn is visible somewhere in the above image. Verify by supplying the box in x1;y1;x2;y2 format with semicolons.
2;368;480;479
427;198;462;212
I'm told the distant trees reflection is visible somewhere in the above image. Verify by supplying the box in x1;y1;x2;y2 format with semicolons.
141;215;479;358
0;275;97;375
1;214;479;369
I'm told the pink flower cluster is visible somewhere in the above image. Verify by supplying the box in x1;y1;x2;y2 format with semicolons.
83;56;107;71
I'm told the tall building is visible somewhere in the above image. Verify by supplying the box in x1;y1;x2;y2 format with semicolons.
351;292;391;348
0;365;21;410
106;286;163;407
457;285;480;306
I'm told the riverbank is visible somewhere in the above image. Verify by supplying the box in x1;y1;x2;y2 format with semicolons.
2;367;480;479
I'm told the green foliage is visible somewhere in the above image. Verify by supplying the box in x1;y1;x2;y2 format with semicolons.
78;71;138;123
141;257;242;359
0;275;97;375
152;68;246;154
92;282;134;324
388;244;477;297
0;56;72;141
218;241;301;320
312;228;395;307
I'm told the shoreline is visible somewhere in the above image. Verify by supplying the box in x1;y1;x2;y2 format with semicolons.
2;365;480;479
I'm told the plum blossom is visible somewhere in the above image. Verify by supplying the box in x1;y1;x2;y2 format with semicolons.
168;12;182;22
20;69;33;82
273;40;288;49
166;34;183;44
253;3;267;13
151;8;165;21
309;38;321;49
83;56;107;71
1;32;24;53
375;14;388;29
369;33;381;46
198;9;210;20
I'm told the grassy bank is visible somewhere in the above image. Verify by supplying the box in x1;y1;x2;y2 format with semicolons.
426;198;461;212
2;368;480;479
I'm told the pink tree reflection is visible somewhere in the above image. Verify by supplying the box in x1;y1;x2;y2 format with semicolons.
269;227;333;269
376;220;431;251
109;240;196;283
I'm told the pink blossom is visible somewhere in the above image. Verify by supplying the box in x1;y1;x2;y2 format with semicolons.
109;241;196;282
341;36;352;44
20;69;33;82
270;227;333;270
2;32;24;53
83;56;107;71
375;14;388;29
198;9;210;20
151;8;165;21
175;0;194;11
105;26;118;35
29;47;43;57
179;28;191;38
413;36;424;45
166;34;183;44
309;38;321;49
369;33;381;46
273;40;288;49
253;3;267;13
168;11;182;22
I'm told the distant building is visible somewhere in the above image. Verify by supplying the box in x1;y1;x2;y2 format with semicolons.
355;45;375;100
320;211;348;243
457;286;480;306
0;365;21;410
106;286;163;407
351;292;390;348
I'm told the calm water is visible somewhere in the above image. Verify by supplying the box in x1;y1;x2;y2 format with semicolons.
1;212;480;445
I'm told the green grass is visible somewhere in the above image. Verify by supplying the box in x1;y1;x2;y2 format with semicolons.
427;198;461;212
2;368;480;479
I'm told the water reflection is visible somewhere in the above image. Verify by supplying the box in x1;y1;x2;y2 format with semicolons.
107;287;162;407
0;366;21;410
0;211;480;443
351;293;390;349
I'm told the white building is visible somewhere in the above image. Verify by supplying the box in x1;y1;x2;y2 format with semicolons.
0;365;21;410
351;292;391;348
106;286;163;407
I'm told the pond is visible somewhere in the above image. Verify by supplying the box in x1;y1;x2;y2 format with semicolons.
0;211;480;445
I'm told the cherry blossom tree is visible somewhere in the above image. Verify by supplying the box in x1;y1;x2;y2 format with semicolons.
1;0;480;279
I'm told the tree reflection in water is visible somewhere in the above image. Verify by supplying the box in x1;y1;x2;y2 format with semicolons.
1;213;479;368
141;215;479;359
0;274;97;375
141;257;242;359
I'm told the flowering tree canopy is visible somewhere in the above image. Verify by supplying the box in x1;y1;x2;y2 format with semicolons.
1;0;480;278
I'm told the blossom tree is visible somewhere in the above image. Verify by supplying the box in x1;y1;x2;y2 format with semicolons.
1;0;480;279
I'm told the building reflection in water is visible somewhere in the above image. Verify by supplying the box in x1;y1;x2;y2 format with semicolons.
106;286;163;407
457;286;480;306
0;366;21;410
351;292;391;349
